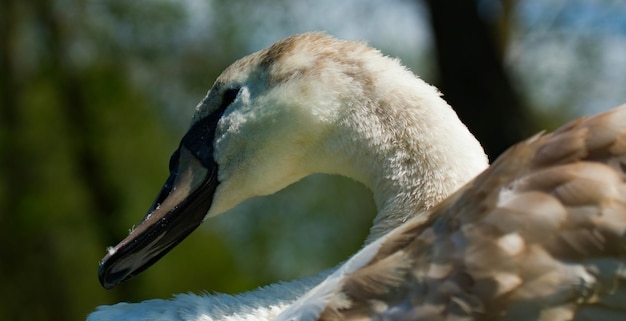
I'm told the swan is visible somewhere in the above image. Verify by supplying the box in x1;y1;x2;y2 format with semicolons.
88;33;626;321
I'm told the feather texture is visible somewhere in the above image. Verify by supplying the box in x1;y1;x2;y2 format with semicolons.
89;33;625;321
285;105;626;321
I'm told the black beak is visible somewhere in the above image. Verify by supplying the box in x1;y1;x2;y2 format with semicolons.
98;109;226;290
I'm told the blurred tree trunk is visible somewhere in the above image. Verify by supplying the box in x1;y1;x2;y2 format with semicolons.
0;0;137;319
32;0;140;302
424;0;533;160
34;0;118;220
0;0;20;216
0;1;44;320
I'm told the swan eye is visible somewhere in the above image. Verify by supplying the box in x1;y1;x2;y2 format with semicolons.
220;87;240;108
176;87;240;168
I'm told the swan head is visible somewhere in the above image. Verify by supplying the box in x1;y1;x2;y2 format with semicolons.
98;32;488;289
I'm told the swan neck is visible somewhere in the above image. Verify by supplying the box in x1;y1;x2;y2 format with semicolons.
319;90;488;244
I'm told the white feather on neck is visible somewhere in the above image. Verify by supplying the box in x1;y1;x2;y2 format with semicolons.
88;33;488;321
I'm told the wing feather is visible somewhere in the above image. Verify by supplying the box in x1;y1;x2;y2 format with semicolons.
310;104;626;321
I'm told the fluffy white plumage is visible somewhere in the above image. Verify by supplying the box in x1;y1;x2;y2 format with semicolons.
89;33;626;321
90;32;487;321
90;271;329;321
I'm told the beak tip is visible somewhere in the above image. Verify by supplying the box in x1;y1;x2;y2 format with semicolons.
98;259;115;290
98;254;128;290
95;147;217;290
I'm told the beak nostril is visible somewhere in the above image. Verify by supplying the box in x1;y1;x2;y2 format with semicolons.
98;146;217;289
145;148;183;217
146;171;177;217
146;175;176;215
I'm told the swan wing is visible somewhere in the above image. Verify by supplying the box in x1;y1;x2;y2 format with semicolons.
282;104;626;321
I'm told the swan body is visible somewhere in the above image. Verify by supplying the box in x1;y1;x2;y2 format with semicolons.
88;271;330;321
89;33;626;321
